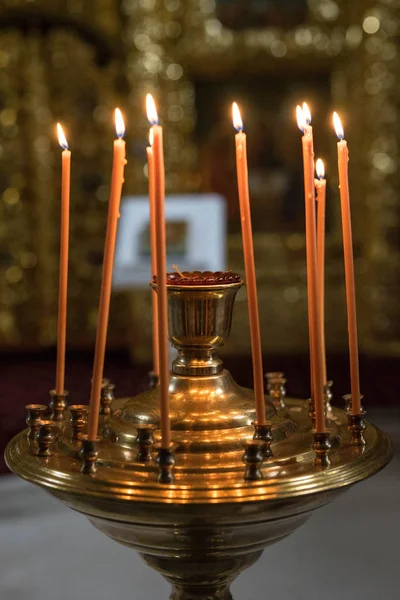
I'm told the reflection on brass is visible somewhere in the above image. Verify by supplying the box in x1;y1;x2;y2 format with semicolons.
324;380;333;415
312;432;332;468
347;412;367;447
156;447;175;484
243;440;264;481
266;373;287;410
100;381;115;416
308;397;316;429
5;283;394;599
36;421;57;457
136;424;156;463
49;389;68;422
69;405;88;442
80;435;98;475
25;404;47;441
252;420;273;459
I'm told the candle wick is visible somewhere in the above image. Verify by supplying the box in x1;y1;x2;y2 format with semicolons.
172;264;185;278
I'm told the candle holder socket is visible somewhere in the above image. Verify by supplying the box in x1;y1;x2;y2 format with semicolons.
312;432;331;468
49;389;68;422
100;380;115;416
80;435;99;475
69;405;88;442
346;411;367;446
252;420;273;459
148;371;159;389
156;446;175;484
266;373;286;410
343;393;364;415
243;440;265;481
36;421;58;457
26;404;47;441
136;424;156;462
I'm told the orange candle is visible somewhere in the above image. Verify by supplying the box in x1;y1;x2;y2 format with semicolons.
333;112;361;415
315;158;327;387
146;94;170;449
87;109;127;441
147;130;160;377
232;102;266;426
296;105;325;433
55;124;70;396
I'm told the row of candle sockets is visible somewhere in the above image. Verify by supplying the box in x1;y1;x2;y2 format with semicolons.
24;370;367;481
50;95;362;457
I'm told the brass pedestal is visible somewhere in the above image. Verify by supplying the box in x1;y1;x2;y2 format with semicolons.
5;278;393;600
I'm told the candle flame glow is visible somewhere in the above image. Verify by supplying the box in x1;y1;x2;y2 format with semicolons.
232;102;243;132
316;158;325;179
149;128;154;147
146;93;159;126
302;102;311;125
333;111;344;140
115;108;125;138
57;123;68;150
296;105;307;133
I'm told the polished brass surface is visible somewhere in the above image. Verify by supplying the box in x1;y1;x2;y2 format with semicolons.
5;283;393;600
49;389;68;422
148;371;160;389
25;404;47;441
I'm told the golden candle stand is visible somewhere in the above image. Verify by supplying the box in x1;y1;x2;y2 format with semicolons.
5;273;393;600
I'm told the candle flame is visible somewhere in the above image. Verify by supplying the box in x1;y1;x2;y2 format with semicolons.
115;108;125;138
316;158;325;179
57;123;68;150
149;128;154;147
232;102;243;132
302;102;312;125
333;111;344;140
146;93;159;126
296;105;307;133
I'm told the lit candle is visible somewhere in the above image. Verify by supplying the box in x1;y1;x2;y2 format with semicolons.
146;129;160;378
296;104;325;433
333;112;361;415
315;158;327;387
55;124;70;396
146;93;171;449
232;102;266;426
87;109;127;441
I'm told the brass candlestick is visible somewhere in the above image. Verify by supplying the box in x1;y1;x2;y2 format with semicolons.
5;272;393;600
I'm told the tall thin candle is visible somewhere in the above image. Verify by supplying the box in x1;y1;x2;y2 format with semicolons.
315;158;327;387
232;102;266;426
55;124;70;396
333;112;361;415
146;94;171;449
87;109;127;441
147;130;160;377
296;105;325;433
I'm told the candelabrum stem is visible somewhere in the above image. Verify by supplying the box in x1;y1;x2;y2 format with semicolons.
169;585;233;600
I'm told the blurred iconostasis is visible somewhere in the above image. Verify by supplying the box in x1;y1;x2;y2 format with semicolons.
1;0;399;362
